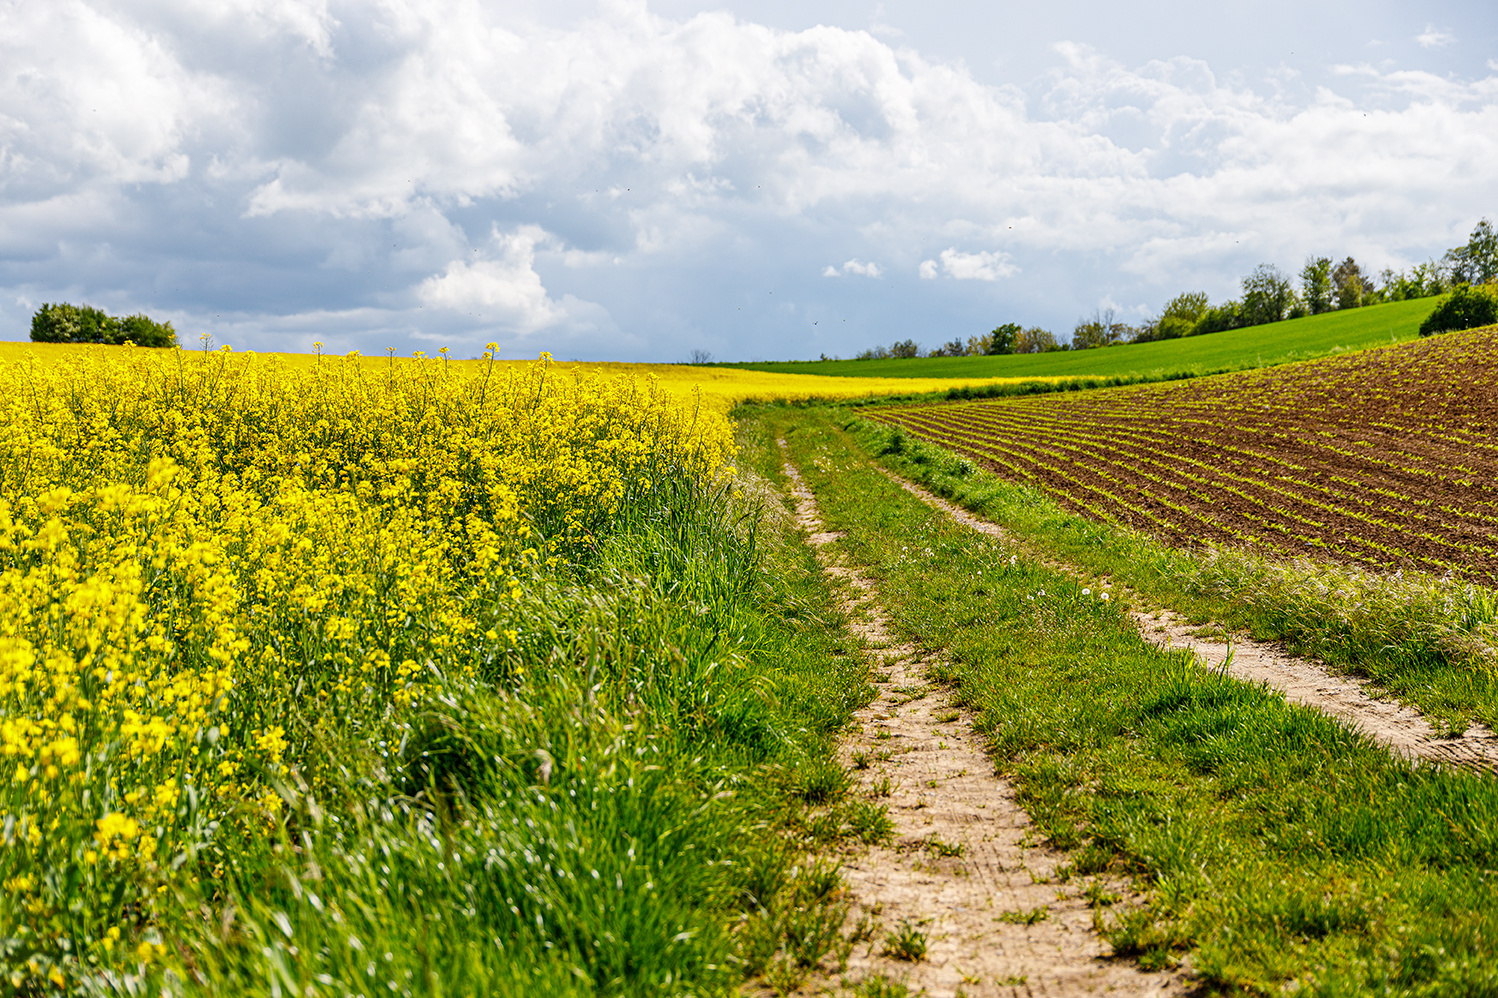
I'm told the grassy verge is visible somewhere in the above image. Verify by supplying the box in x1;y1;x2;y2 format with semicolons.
832;413;1498;735
172;460;880;995
761;405;1498;995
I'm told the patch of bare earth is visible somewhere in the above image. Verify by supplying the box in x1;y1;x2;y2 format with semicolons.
878;468;1498;774
780;446;1182;998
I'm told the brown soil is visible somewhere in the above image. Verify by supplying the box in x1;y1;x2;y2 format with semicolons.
780;445;1184;998
871;327;1498;586
878;467;1498;774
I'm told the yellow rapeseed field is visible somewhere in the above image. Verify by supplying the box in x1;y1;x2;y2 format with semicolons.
0;342;735;987
0;340;1056;413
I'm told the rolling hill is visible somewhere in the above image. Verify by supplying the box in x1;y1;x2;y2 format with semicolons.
730;295;1442;380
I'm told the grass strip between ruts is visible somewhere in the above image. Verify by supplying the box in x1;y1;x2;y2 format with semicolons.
760;405;1498;996
835;409;1498;737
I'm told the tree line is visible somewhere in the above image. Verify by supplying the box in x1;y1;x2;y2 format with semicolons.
854;217;1497;360
29;302;177;348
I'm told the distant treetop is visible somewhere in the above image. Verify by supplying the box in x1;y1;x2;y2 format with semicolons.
30;302;177;348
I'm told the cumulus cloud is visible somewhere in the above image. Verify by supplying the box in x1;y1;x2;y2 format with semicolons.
1416;25;1455;48
1;1;1496;359
934;248;1018;281
823;259;882;277
418;227;568;333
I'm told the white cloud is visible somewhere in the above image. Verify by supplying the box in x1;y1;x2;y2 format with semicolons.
418;226;583;335
936;248;1017;281
1;3;1497;359
823;258;882;277
1416;25;1455;49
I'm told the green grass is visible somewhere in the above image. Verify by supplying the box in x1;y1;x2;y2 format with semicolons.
46;433;882;996
762;406;1498;994
848;415;1498;734
729;297;1441;380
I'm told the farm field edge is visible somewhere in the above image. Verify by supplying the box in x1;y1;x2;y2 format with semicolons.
827;388;1498;732
767;403;1498;995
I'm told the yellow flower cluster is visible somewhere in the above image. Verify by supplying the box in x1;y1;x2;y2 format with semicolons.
0;345;733;985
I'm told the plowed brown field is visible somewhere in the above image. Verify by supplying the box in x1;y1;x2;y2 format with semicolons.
870;326;1498;584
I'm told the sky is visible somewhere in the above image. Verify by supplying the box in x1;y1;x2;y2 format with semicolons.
2;1;1496;362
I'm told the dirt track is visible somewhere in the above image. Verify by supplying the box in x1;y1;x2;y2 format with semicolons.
880;468;1498;774
781;445;1183;998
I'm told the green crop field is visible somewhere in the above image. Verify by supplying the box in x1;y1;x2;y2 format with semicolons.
732;296;1441;379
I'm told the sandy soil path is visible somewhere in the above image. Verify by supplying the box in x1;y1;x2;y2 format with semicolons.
781;447;1182;998
878;469;1498;774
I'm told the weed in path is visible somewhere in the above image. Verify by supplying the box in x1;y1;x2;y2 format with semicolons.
881;921;928;962
996;906;1050;926
852;974;916;998
926;836;965;857
1084;881;1120;908
810;811;845;843
847;801;896;844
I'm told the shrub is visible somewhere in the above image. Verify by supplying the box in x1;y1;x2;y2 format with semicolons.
30;302;110;343
29;302;177;347
1419;284;1498;337
115;312;176;347
1189;302;1241;336
1154;314;1194;340
1013;326;1059;353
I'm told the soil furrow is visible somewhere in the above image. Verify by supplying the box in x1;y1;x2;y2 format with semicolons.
780;443;1181;998
877;467;1498;774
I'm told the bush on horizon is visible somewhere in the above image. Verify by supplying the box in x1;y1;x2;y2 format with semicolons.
1418;283;1498;336
30;301;177;347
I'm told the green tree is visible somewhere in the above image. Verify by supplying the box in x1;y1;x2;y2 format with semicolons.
1300;257;1333;314
889;338;921;359
986;322;1020;355
30;302;177;347
1070;308;1126;350
117;313;177;348
1190;301;1241;336
1240;264;1297;325
1331;257;1371;310
1012;327;1059;353
31;302;111;343
1152;292;1210;339
1161;292;1209;323
1443;218;1498;286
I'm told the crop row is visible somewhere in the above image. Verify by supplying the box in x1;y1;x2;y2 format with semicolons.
871;326;1498;586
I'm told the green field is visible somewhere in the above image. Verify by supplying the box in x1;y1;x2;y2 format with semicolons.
732;296;1441;379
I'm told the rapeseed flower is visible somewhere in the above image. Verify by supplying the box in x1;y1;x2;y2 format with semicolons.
0;347;734;985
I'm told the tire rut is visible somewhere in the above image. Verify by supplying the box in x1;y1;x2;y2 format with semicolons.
876;467;1498;774
780;444;1183;998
